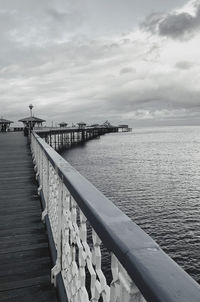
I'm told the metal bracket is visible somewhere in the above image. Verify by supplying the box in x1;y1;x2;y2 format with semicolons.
36;171;39;180
51;260;61;287
38;185;42;195
41;207;47;222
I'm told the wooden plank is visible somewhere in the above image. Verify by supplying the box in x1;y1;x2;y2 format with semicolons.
0;201;40;211
0;276;51;292
0;194;39;202
0;247;51;264
0;283;57;302
0;190;38;199
0;233;48;249
0;225;46;237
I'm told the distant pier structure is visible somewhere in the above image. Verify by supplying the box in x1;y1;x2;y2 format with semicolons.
118;124;132;132
0;118;13;132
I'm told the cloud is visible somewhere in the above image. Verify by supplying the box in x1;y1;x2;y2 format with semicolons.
119;67;136;75
2;29;200;127
141;13;165;34
159;11;200;39
175;61;194;69
46;6;85;31
1;0;200;127
142;0;200;40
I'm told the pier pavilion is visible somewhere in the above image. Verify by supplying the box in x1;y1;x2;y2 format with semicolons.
118;124;132;132
77;122;86;129
19;116;46;129
59;122;68;128
0;118;13;132
19;104;46;134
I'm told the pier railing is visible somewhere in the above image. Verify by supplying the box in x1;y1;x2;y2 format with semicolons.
31;131;200;302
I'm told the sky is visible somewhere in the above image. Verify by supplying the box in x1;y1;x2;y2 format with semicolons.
0;0;200;127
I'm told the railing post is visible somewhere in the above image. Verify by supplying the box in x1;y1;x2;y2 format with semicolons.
110;254;146;302
41;157;49;222
37;149;43;195
51;174;64;286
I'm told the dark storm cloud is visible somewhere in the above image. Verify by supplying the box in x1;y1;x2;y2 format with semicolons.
142;1;200;40
159;13;196;39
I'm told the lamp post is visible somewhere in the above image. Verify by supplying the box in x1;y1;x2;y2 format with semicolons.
29;104;33;135
29;104;33;117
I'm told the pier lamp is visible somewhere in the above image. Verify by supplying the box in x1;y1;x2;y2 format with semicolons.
29;104;33;117
29;104;33;133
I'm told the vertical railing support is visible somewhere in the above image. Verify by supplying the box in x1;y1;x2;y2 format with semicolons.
51;175;64;286
41;158;49;222
110;254;146;302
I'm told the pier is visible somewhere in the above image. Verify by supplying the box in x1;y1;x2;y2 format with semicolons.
0;127;200;301
37;126;118;151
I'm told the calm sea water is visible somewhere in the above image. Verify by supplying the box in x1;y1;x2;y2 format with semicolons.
62;126;200;283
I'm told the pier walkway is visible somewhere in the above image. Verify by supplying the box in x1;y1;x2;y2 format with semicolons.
0;132;57;302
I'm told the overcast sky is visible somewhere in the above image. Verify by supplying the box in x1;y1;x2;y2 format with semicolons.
0;0;200;127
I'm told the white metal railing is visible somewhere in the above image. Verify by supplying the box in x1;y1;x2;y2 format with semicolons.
31;131;200;302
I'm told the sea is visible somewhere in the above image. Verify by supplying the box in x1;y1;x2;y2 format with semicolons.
62;126;200;283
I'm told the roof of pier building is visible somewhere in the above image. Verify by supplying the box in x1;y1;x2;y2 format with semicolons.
118;124;128;128
18;116;46;124
77;122;86;125
102;120;113;128
77;122;87;129
0;118;13;124
59;122;68;127
90;124;100;127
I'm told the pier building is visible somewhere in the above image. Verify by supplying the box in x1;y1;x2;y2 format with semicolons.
19;104;46;134
0;118;13;132
59;122;68;128
19;116;46;128
77;122;86;129
118;124;132;132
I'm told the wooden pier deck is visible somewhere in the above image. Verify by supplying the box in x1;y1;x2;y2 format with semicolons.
0;132;58;302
